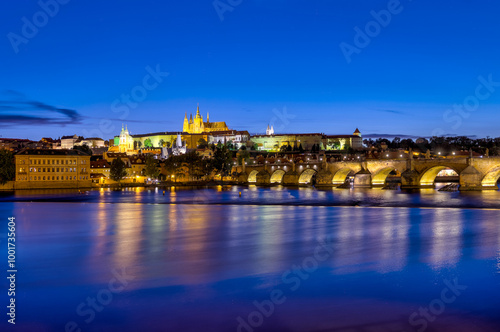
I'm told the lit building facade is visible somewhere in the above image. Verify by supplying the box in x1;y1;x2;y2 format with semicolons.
250;129;363;151
208;130;250;149
15;149;91;189
61;134;105;149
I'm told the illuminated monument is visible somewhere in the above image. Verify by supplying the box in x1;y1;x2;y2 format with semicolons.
183;105;230;134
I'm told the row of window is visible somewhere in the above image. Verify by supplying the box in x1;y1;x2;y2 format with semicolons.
26;167;80;173
17;176;90;181
28;159;87;165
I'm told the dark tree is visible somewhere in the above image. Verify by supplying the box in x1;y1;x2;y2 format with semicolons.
197;138;208;149
110;157;128;184
237;150;251;165
211;144;233;182
0;150;15;185
73;144;92;155
143;155;160;180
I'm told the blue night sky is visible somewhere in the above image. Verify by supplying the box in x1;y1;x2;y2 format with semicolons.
1;0;500;140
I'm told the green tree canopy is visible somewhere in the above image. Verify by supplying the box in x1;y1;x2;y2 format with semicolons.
73;144;92;155
110;157;128;183
0;150;15;185
237;150;251;165
143;155;160;179
211;144;233;180
144;138;152;148
197;138;208;149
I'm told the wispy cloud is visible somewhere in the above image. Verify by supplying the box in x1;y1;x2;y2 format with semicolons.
0;90;81;127
375;109;405;115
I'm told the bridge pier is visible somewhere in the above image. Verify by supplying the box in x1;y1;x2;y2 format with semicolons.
282;171;299;185
316;169;333;186
237;173;248;184
459;166;483;191
400;169;420;189
256;171;271;185
353;169;372;188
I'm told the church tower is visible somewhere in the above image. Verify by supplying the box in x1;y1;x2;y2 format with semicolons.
266;125;274;135
183;113;189;132
119;124;132;153
193;104;204;133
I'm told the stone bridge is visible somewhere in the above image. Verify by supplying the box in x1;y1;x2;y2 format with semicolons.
233;156;500;190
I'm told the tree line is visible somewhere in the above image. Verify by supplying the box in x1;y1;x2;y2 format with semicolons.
363;136;500;155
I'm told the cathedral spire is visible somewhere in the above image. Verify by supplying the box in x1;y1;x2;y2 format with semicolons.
196;103;201;118
207;112;209;122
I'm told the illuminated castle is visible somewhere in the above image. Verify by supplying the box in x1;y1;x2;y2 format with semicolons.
183;105;229;134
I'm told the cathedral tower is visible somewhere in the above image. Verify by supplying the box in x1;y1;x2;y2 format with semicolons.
183;113;189;132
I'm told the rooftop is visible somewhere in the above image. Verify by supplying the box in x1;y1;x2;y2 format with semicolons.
16;148;90;156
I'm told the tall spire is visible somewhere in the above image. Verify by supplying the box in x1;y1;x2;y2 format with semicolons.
184;112;188;120
196;103;201;118
207;112;209;122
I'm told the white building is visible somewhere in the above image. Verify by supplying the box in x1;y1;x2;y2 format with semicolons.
60;135;105;149
207;130;250;149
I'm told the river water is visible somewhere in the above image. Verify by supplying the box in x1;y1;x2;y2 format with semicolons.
1;186;500;331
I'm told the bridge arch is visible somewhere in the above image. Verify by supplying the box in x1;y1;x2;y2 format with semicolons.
332;167;355;185
372;167;397;186
248;170;259;183
299;169;317;184
419;166;459;187
481;166;500;188
270;170;286;184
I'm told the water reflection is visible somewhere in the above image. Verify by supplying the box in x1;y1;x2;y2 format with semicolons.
112;205;143;269
423;209;463;269
7;193;500;331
